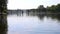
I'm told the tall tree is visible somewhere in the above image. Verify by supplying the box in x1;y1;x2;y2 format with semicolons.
0;0;7;34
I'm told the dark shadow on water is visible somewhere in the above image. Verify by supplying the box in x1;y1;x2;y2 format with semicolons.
8;10;60;21
37;14;46;20
0;24;7;34
0;15;8;34
46;14;60;21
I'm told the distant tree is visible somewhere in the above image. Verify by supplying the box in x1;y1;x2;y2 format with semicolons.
56;4;60;12
46;4;60;13
38;5;44;9
37;5;46;12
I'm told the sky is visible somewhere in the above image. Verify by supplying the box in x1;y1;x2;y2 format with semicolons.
7;0;60;9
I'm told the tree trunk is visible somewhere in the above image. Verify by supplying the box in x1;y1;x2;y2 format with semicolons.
0;0;7;34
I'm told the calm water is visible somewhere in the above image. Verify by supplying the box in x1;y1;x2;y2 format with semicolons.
7;12;60;34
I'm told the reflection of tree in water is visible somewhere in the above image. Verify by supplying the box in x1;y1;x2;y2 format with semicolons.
37;14;45;20
0;15;7;34
28;12;60;21
47;14;60;21
0;22;7;34
27;12;45;20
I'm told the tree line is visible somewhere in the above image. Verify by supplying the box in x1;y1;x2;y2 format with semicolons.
46;4;60;13
30;3;60;13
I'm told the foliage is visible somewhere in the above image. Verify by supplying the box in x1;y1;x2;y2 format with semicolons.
46;4;60;13
0;0;7;13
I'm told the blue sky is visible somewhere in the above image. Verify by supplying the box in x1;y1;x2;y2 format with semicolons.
7;0;60;9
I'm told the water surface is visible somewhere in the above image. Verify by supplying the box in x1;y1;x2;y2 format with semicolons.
7;13;60;34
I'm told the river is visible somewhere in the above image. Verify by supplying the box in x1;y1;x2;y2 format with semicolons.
7;12;60;34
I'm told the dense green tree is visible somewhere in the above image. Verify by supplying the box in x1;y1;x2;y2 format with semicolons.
46;4;60;13
56;4;60;12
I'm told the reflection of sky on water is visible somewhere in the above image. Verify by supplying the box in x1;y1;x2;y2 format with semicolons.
7;15;60;34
